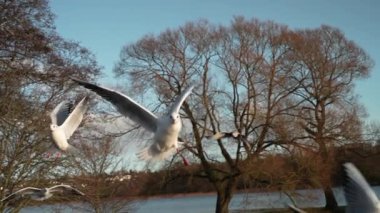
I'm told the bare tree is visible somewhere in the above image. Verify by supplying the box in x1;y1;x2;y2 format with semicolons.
0;0;100;211
114;17;372;212
286;25;373;210
68;138;132;213
60;103;136;213
113;17;304;213
363;121;380;147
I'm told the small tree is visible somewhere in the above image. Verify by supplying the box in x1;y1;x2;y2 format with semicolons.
114;17;303;212
114;17;373;213
0;0;100;211
287;25;373;210
65;108;135;213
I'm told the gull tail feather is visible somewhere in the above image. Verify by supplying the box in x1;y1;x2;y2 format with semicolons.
66;144;81;156
137;146;176;161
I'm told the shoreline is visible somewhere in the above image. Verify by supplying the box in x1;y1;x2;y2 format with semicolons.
135;191;217;200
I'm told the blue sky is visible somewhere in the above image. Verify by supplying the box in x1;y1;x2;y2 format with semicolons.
50;0;380;121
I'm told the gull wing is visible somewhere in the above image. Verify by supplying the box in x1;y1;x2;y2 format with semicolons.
168;85;194;115
71;78;158;132
50;101;72;126
287;204;307;213
343;163;379;211
206;132;228;140
61;96;89;139
49;184;85;196
206;131;241;140
1;187;42;202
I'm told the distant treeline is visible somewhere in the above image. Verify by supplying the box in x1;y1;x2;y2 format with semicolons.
43;143;380;199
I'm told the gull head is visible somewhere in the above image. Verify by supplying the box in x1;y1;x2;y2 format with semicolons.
42;188;49;196
169;113;180;124
41;188;52;200
50;124;58;131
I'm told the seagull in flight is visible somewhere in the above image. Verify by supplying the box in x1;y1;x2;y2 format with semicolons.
343;162;380;213
206;130;251;150
50;96;89;154
287;204;307;213
1;184;85;202
206;130;241;140
71;78;194;161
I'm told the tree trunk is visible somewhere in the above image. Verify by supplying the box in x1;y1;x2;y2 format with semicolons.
319;146;338;211
215;190;231;213
324;186;338;211
215;178;236;213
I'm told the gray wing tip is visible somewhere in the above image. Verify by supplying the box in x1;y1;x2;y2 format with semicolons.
65;185;85;195
70;77;93;86
1;187;34;202
206;131;241;140
343;162;380;210
50;184;85;196
343;162;355;170
78;95;90;105
186;85;195;92
75;189;85;196
343;162;361;183
70;77;108;93
287;203;307;213
343;162;356;186
70;77;82;82
209;132;225;140
1;194;12;202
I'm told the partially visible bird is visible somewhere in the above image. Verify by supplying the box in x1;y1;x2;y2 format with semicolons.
205;130;241;140
71;78;194;161
206;130;251;150
1;184;85;202
343;162;380;213
50;96;89;154
287;203;307;213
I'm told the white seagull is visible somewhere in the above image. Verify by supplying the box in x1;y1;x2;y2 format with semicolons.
287;204;307;213
71;78;194;161
206;130;241;140
50;96;89;154
343;162;380;213
1;184;85;202
206;130;251;150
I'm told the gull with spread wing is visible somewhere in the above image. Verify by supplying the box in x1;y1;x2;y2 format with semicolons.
50;96;89;154
343;162;380;213
71;78;194;161
1;184;84;202
287;204;307;213
206;130;251;150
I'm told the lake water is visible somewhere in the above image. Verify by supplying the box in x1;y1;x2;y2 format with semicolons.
18;186;380;212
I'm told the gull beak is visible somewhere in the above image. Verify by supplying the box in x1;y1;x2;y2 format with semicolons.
170;115;176;124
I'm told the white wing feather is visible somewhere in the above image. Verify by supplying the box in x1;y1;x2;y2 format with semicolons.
343;162;380;212
71;78;158;132
61;96;89;139
1;187;42;202
50;101;70;126
49;184;85;195
169;85;194;115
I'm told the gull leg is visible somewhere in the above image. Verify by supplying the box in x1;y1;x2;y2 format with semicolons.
177;148;189;166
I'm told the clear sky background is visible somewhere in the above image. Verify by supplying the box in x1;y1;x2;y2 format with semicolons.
50;0;380;121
